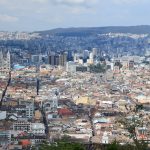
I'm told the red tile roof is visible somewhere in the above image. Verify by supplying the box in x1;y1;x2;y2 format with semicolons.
58;108;74;116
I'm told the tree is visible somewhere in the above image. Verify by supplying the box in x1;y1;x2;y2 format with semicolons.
114;62;123;69
38;140;85;150
89;63;106;73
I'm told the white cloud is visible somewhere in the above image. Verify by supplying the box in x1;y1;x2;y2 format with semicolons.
51;0;98;6
0;0;8;4
0;14;18;22
56;0;88;5
112;0;147;4
47;16;64;24
30;0;48;3
69;7;96;14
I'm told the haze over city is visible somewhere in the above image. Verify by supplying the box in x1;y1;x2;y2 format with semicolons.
0;0;150;31
0;0;150;149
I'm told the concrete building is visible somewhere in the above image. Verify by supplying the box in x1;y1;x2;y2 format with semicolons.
31;55;42;64
0;111;7;120
92;48;98;58
66;61;77;73
48;54;59;66
43;95;58;112
31;123;45;135
0;130;11;145
13;121;31;132
87;52;94;65
83;50;89;60
48;53;67;66
19;100;34;119
59;53;67;66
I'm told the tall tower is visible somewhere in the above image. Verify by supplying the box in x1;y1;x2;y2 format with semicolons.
92;48;97;58
59;53;67;66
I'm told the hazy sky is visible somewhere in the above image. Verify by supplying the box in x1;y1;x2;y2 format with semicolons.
0;0;149;31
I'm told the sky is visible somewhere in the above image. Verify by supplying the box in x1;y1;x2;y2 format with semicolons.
0;0;149;31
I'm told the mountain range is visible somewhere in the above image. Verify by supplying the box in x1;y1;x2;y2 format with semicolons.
37;25;150;37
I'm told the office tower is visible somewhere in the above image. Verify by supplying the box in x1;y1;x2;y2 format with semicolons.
67;50;73;61
59;53;67;66
83;50;89;60
92;48;97;57
48;52;67;66
48;54;55;66
73;53;78;63
89;52;93;60
48;54;59;66
31;55;42;64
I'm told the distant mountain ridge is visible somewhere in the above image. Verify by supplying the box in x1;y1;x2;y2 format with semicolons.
37;25;150;37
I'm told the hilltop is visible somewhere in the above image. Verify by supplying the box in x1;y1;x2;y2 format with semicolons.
37;25;150;37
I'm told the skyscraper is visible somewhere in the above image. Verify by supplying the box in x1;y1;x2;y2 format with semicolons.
83;50;89;60
59;53;67;66
48;54;59;66
92;48;98;58
67;50;73;61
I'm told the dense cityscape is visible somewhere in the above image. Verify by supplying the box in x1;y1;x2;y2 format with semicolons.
0;30;150;149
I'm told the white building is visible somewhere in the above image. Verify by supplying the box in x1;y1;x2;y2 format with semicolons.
0;111;6;120
87;52;94;65
43;94;58;112
101;132;109;144
31;123;45;135
66;61;77;73
83;50;89;59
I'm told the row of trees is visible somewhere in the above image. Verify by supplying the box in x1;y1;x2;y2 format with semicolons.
89;63;107;73
33;140;148;150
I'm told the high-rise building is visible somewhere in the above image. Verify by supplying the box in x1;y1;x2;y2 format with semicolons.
73;53;78;63
48;54;59;66
48;52;67;66
87;52;94;64
58;53;67;66
83;50;89;60
31;55;42;64
67;50;73;61
92;48;97;58
66;61;77;73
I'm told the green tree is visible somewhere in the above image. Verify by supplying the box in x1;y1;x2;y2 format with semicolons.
38;140;85;150
107;141;120;150
89;63;106;73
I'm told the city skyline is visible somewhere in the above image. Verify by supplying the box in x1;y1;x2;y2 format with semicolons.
0;0;150;31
